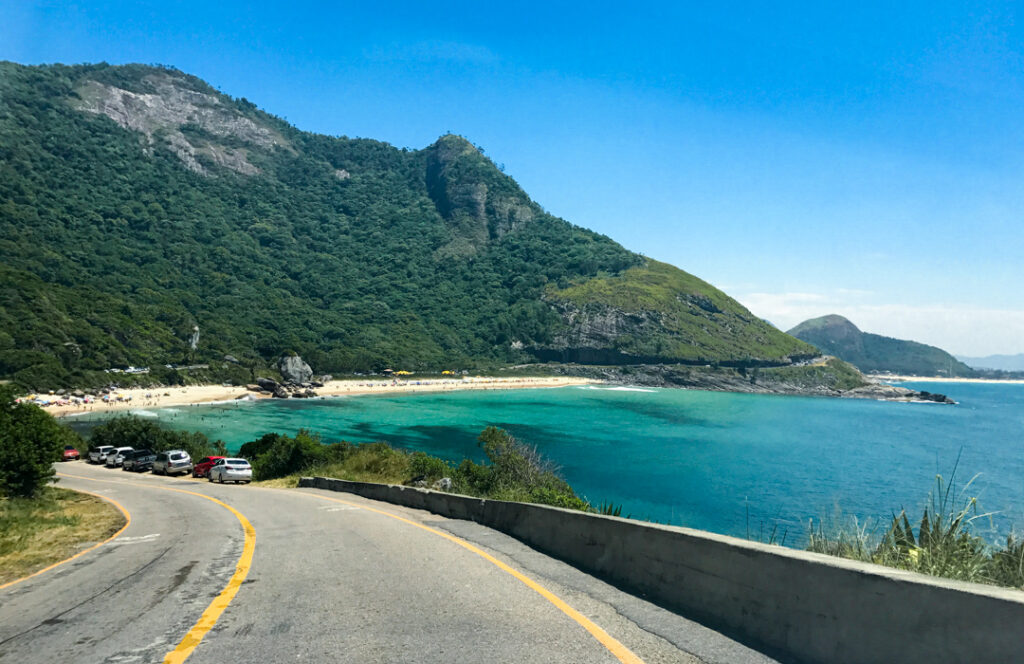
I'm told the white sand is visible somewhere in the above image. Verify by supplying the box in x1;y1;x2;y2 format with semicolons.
50;376;599;417
870;374;1024;385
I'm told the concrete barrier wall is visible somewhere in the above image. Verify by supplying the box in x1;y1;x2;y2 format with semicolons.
299;476;1024;664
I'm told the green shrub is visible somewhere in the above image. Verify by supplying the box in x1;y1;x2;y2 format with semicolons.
0;387;79;497
409;451;451;479
249;430;326;481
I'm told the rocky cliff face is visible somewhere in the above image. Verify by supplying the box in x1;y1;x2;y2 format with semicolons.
73;71;289;176
532;261;818;367
424;135;538;257
533;299;671;364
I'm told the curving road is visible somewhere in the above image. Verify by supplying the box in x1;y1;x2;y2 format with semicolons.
0;462;778;664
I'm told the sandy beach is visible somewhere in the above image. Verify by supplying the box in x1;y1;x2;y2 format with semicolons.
48;376;600;417
870;374;1024;385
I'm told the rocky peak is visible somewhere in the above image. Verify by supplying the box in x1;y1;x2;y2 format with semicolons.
424;134;538;257
72;69;289;176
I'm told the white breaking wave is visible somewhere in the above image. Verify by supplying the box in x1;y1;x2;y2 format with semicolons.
578;385;657;393
129;409;160;418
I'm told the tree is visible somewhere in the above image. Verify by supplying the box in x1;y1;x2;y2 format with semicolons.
88;414;226;461
0;386;74;497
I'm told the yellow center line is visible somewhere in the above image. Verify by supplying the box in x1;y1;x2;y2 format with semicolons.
0;487;131;592
56;472;255;664
281;487;645;664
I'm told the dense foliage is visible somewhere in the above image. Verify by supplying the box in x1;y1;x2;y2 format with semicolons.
0;386;81;497
0;61;809;389
244;426;588;510
788;315;978;377
87;415;226;460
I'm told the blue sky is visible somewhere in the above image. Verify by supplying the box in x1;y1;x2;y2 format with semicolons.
6;2;1024;355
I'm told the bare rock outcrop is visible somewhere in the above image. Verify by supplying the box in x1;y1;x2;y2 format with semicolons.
73;72;289;176
277;355;313;384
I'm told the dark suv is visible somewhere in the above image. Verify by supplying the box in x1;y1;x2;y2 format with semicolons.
122;449;157;472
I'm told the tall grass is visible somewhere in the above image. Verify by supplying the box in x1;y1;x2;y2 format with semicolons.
806;454;1024;589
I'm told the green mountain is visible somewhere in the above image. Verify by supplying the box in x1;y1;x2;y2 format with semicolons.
787;315;976;377
0;62;815;389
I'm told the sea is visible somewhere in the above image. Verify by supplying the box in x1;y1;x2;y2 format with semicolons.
69;381;1024;546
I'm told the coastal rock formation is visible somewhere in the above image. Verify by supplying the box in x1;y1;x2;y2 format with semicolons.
278;355;313;384
256;377;279;392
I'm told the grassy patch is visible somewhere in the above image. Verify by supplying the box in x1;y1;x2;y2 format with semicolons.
0;487;125;585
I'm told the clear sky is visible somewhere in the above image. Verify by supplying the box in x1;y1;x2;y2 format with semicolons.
6;1;1024;355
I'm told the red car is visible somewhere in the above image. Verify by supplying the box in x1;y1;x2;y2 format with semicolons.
192;456;225;478
62;445;80;461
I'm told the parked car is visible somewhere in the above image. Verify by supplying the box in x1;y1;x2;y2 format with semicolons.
208;458;252;484
152;450;193;476
61;445;80;461
122;449;157;472
105;446;134;468
192;456;225;478
88;445;115;464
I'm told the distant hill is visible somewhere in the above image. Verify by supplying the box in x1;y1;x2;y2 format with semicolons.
0;62;816;389
957;353;1024;372
787;315;977;377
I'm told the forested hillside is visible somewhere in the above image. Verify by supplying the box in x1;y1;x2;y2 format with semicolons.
0;62;813;388
788;315;977;377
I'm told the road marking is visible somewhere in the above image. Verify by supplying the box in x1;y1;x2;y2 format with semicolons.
0;488;131;592
56;473;255;664
110;533;162;545
288;489;645;664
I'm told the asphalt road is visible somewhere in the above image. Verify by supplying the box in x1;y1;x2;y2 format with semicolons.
0;461;779;664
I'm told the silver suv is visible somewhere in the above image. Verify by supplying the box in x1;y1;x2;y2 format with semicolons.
152;450;193;476
89;445;115;464
105;446;134;467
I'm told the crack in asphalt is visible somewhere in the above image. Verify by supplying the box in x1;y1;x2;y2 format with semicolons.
0;546;174;650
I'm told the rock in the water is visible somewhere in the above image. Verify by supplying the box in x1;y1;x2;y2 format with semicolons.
278;355;313;384
257;377;279;391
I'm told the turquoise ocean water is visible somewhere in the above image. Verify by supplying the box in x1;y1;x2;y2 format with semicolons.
70;381;1024;545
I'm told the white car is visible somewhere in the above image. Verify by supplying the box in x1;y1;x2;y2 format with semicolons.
89;445;115;464
208;458;252;484
105;446;134;468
